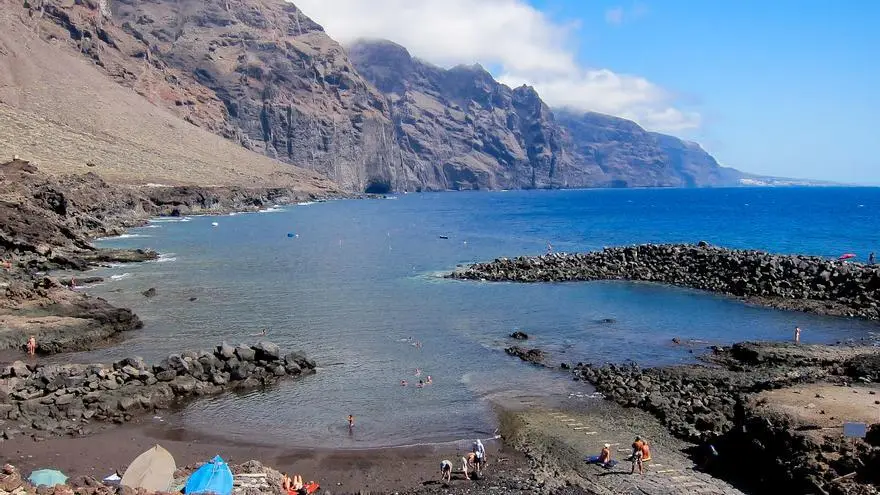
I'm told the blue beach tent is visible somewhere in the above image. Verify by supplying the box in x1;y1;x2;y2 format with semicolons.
183;455;233;495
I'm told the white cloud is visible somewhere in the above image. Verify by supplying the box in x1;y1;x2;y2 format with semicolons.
293;0;700;133
605;3;649;26
605;7;625;25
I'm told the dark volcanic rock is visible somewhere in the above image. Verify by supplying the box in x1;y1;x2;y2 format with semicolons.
510;331;529;340
451;243;880;320
505;346;546;366
0;341;317;437
571;342;880;495
141;287;157;298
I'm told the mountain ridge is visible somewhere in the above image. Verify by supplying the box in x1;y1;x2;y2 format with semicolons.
0;0;807;192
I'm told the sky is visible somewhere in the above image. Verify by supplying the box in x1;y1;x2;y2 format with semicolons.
293;0;879;184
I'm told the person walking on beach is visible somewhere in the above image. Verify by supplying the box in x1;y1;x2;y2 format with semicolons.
794;326;801;344
440;460;453;482
26;335;36;357
472;439;487;476
630;436;648;475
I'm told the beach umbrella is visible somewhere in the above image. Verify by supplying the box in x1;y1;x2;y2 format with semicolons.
28;469;68;487
839;253;857;260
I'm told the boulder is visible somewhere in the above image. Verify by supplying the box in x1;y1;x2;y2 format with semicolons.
510;331;529;340
142;287;158;298
505;346;546;365
235;346;256;362
10;361;30;378
252;341;281;361
170;375;198;395
217;342;236;360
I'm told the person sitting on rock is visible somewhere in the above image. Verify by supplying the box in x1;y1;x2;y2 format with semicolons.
440;460;453;482
585;444;617;468
598;443;613;466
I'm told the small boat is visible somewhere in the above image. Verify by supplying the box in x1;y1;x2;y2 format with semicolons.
184;455;233;495
439;235;449;239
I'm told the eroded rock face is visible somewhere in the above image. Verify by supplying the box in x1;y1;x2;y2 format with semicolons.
348;40;581;191
108;0;399;193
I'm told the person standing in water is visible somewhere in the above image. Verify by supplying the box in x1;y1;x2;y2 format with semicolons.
870;252;876;265
794;327;801;344
348;415;354;429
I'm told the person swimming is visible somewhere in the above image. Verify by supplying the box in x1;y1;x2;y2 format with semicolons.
415;368;421;376
426;375;432;384
401;380;407;386
417;380;424;388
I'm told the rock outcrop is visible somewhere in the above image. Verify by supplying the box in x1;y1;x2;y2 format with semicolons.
0;342;316;438
450;243;880;320
572;342;880;495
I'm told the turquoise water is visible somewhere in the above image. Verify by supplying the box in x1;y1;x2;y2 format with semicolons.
73;188;879;448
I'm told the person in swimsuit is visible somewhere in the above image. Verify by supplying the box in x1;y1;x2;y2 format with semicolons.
440;460;453;482
461;453;475;480
348;415;354;429
26;335;36;356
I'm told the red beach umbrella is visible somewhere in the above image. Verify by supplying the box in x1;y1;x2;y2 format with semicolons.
838;253;857;260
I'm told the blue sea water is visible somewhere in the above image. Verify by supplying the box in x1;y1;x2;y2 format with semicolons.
73;187;880;448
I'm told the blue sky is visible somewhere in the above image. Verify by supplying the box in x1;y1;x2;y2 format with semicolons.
300;0;878;184
530;0;879;183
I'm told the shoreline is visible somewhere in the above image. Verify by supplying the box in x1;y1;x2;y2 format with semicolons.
449;243;880;321
0;158;352;357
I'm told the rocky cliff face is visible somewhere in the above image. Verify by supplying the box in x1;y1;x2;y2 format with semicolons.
350;40;741;190
109;0;400;192
348;40;590;190
554;110;743;188
14;0;742;192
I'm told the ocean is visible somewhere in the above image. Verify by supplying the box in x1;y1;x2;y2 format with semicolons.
71;187;879;449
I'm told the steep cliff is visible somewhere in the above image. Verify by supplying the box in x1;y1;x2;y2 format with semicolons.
349;39;741;190
555;110;744;188
9;0;745;192
349;40;595;190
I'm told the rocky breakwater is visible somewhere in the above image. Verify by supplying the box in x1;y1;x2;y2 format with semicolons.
450;243;880;320
0;342;316;439
573;342;880;495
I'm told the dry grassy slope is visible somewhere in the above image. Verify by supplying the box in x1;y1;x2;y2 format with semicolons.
0;5;338;193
